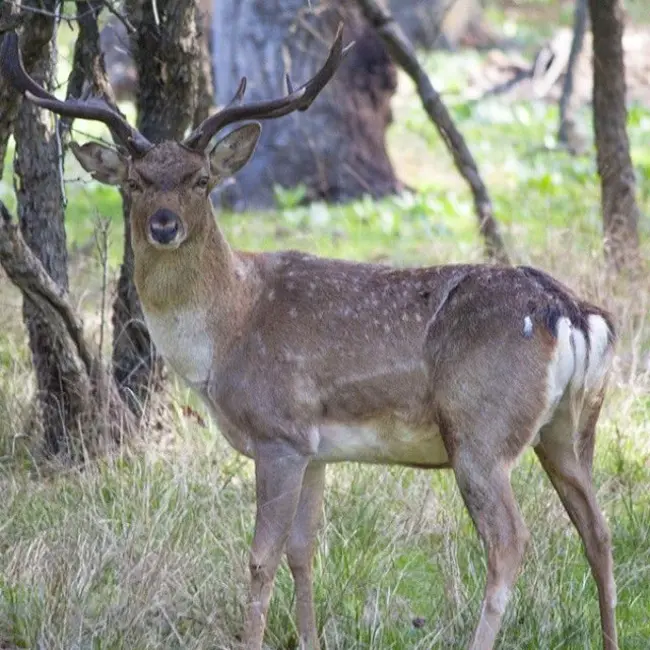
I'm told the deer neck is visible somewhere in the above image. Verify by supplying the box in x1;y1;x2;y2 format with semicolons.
133;213;259;340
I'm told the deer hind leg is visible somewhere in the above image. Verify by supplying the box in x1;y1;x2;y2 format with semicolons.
245;441;309;650
534;396;618;650
453;453;530;650
285;463;326;650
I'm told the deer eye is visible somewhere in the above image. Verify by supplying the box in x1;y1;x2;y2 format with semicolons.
195;176;209;189
126;178;141;192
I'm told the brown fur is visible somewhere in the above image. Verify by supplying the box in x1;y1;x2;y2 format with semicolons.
88;138;620;650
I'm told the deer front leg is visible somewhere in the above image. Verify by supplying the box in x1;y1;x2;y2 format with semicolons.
245;440;309;650
286;463;326;650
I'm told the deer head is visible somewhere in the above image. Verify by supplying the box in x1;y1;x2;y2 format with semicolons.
0;27;349;253
72;127;261;251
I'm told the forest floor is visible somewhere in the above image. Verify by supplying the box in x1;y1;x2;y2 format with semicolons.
0;6;649;650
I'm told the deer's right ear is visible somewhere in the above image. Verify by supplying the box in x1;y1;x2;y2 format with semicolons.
71;142;128;185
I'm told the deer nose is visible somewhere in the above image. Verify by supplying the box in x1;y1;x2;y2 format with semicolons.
148;208;180;245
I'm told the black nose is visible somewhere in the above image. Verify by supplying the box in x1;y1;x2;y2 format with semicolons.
148;208;180;245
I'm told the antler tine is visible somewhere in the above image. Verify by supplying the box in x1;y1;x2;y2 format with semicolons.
0;31;152;155
229;77;247;106
183;22;349;151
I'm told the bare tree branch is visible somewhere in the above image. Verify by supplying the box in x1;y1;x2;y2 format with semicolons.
356;0;510;265
99;0;135;35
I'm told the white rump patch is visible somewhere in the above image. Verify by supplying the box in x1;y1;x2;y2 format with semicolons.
545;317;575;415
569;326;587;393
585;314;613;391
537;314;613;436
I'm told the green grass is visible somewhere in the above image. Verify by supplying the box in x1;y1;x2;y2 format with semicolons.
1;19;650;650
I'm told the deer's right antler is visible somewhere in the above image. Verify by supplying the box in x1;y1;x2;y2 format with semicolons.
0;31;153;156
182;23;352;151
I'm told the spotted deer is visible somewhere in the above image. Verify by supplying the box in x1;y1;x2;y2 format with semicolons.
1;26;618;650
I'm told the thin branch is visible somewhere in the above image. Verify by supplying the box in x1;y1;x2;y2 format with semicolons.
356;0;510;265
99;0;135;35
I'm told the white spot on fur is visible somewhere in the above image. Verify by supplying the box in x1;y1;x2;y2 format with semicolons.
523;316;533;337
144;308;213;385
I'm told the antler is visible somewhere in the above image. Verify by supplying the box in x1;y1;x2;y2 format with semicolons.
0;31;152;156
183;23;351;151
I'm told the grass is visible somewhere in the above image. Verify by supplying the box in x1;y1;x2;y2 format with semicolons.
1;16;650;650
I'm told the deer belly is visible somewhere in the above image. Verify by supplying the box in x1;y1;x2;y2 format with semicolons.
143;309;214;385
316;421;449;466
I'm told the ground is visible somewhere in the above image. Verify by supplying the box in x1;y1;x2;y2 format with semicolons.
0;5;649;649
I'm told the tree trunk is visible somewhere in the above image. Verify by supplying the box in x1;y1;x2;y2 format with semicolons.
111;0;201;416
1;5;136;456
588;0;640;271
0;2;22;173
558;0;588;153
193;0;215;127
211;0;401;209
12;6;73;453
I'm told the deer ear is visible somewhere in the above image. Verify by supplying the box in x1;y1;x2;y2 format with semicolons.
71;142;128;185
209;123;261;181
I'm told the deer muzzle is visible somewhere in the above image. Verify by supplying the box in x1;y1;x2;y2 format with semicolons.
148;208;183;247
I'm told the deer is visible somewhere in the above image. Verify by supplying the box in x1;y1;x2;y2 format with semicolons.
1;26;618;650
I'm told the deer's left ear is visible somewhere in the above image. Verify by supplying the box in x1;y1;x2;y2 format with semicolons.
209;123;261;181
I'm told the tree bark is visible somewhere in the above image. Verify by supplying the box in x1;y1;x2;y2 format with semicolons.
12;3;74;453
558;0;588;152
0;5;137;455
193;0;215;128
357;0;509;264
111;0;201;416
211;0;401;209
0;3;22;175
588;0;640;271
